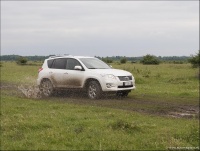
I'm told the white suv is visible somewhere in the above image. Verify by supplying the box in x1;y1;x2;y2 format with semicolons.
37;55;135;99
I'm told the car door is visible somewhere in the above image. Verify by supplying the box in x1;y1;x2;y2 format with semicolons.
50;58;67;87
62;58;85;88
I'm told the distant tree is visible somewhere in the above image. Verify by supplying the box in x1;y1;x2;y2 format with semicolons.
102;57;113;63
120;57;127;64
188;51;200;68
140;54;160;65
16;56;28;65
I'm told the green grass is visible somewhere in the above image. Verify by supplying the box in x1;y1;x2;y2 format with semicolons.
1;95;199;150
1;62;40;85
112;62;199;102
0;61;199;150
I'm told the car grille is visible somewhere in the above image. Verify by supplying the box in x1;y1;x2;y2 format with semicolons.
118;85;133;88
118;76;132;81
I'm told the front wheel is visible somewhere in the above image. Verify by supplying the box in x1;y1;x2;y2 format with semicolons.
87;81;102;99
40;79;54;97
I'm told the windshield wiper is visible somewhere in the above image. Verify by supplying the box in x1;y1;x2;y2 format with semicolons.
88;68;110;69
88;67;97;69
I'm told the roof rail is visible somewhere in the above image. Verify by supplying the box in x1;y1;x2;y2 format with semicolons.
48;55;61;59
48;54;72;59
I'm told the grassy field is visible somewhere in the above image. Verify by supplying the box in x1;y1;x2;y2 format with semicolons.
0;61;199;150
112;62;199;102
1;61;199;101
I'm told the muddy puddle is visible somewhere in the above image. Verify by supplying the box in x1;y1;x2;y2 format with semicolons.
168;107;199;119
168;112;198;118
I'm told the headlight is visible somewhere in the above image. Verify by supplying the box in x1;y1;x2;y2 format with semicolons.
107;74;116;79
101;74;116;79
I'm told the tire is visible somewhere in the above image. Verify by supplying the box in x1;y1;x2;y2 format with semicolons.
116;91;129;98
87;81;102;99
40;79;54;97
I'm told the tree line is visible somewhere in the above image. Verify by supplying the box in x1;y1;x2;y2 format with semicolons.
0;52;199;67
0;55;49;61
96;55;191;62
0;55;191;62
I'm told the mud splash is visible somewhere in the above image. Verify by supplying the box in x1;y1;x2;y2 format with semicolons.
18;85;42;99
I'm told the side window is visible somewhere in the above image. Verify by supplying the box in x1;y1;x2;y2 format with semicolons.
66;58;81;70
52;58;66;69
47;59;54;68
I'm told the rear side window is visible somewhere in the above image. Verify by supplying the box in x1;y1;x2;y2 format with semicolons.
51;58;67;69
47;59;54;68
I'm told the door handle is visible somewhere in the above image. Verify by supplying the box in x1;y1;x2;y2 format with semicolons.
64;72;68;74
49;71;53;74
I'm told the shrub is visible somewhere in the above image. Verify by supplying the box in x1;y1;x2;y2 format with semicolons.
140;54;160;65
16;56;28;65
188;51;200;68
120;57;127;64
173;61;184;64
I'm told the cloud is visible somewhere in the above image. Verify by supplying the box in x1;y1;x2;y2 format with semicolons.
1;1;199;56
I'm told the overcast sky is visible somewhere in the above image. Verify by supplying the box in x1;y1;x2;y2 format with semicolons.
1;1;199;57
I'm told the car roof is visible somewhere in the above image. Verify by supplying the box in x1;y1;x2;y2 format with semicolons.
47;55;95;60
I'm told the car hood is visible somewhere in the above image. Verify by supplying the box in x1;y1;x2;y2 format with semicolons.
90;69;132;76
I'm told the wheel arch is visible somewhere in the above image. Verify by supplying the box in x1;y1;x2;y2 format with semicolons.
84;78;102;90
40;78;54;87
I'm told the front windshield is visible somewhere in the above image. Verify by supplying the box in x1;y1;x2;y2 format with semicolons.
79;58;111;69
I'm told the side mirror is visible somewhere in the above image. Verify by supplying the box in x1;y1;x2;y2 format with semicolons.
74;65;82;70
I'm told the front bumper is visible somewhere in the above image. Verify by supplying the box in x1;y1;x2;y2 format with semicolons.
101;77;136;92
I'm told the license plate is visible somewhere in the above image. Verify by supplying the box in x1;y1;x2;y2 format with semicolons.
124;81;132;86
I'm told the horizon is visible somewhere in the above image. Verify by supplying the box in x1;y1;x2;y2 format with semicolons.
0;54;194;58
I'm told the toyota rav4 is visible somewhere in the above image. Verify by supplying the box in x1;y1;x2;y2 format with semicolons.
37;55;136;99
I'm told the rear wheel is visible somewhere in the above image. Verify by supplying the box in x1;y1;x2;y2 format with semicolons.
40;79;54;97
87;81;102;99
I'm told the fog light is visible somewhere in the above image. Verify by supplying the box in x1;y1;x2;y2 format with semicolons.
106;83;115;88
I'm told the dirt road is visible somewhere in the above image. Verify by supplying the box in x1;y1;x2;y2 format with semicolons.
1;83;199;119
